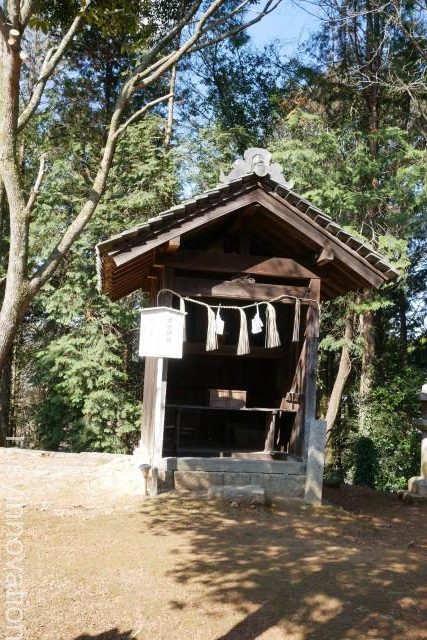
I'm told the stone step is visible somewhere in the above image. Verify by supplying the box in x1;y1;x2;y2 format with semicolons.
173;469;305;498
173;456;305;474
208;484;267;506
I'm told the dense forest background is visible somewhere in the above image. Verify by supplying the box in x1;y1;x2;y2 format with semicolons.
0;0;426;491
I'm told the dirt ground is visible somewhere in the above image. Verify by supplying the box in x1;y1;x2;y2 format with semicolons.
1;448;426;640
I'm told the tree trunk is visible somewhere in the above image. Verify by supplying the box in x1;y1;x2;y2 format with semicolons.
0;175;5;247
0;345;12;446
359;304;375;430
0;36;31;370
398;287;408;367
325;314;353;464
358;0;382;430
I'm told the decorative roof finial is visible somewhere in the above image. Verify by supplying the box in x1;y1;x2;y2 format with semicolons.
220;147;293;188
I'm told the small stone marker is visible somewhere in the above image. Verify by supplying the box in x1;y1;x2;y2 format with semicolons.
207;484;266;506
304;419;327;506
405;384;427;502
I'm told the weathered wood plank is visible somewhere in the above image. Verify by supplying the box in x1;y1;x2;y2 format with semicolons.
263;413;277;454
317;244;334;265
174;277;310;301
156;250;319;280
183;342;287;358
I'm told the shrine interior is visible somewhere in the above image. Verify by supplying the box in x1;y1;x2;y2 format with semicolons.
158;209;313;459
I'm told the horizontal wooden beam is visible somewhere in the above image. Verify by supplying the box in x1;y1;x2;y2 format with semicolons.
156;250;319;280
174;277;310;301
184;343;287;359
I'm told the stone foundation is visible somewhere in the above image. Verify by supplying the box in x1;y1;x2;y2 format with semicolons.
157;457;306;499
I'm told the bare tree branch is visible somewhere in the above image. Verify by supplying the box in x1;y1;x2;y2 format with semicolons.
17;1;91;132
392;11;427;63
130;0;230;93
0;0;281;364
25;152;46;214
0;6;8;41
7;0;21;30
135;2;203;76
20;0;37;29
164;64;178;152
26;0;251;292
200;0;253;32
189;0;282;54
113;93;173;141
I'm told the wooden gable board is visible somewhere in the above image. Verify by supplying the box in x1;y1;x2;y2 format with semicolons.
97;176;398;300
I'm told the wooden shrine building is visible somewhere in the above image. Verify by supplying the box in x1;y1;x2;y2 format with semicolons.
96;148;398;502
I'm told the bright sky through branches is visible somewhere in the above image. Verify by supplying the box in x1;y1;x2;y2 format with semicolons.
248;0;321;51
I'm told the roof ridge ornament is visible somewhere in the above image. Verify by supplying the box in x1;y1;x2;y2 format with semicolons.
219;147;294;189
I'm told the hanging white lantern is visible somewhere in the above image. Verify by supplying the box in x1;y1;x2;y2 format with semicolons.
139;306;186;359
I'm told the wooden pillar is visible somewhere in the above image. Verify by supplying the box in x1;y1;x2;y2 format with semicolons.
138;270;173;493
140;356;168;464
263;413;276;454
302;279;320;460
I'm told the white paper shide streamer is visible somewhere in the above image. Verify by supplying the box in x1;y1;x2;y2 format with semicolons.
206;305;218;351
153;287;320;357
180;297;187;342
237;308;250;355
265;303;281;348
215;305;225;335
292;297;300;342
251;304;263;334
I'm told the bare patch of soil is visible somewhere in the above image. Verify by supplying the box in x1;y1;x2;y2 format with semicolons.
1;448;426;640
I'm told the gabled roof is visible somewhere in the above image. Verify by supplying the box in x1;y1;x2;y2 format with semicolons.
96;148;399;301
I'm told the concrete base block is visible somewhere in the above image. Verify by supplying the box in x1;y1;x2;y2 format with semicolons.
175;457;304;474
157;469;175;491
224;472;251;486
250;473;305;499
174;471;224;492
170;467;307;499
208;484;266;506
158;457;177;472
408;476;427;496
304;419;327;506
402;491;427;504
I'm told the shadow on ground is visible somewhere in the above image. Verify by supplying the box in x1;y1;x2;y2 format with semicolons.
132;492;427;640
74;631;134;640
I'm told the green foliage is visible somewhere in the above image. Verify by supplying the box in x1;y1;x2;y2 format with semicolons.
341;368;423;490
34;326;141;452
182;41;284;153
271;110;427;248
28;116;178;452
347;435;380;488
178;123;243;193
5;0;425;494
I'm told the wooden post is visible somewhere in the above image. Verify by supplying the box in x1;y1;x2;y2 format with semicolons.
138;270;173;494
263;413;276;454
140;356;168;464
302;279;320;460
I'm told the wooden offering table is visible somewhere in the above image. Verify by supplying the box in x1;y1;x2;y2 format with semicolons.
167;404;283;455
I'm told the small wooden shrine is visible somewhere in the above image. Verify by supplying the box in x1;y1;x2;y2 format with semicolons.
96;148;398;501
